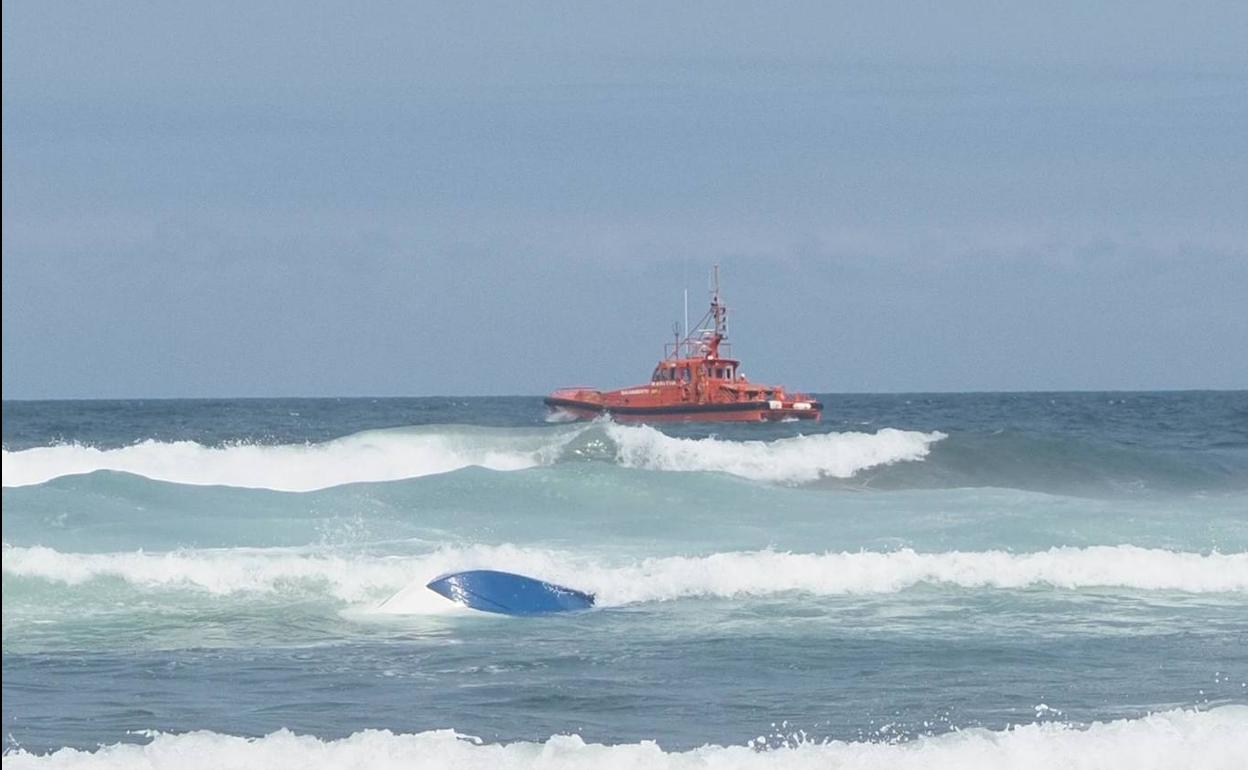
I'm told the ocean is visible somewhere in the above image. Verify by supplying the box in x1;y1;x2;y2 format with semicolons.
3;392;1247;768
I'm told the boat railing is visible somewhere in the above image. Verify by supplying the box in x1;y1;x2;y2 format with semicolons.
664;340;733;360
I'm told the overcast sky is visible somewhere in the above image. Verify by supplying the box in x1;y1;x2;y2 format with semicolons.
3;2;1246;398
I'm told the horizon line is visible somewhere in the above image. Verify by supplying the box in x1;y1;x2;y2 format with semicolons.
3;387;1246;404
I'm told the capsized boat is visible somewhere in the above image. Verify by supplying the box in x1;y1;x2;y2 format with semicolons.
427;570;595;615
545;267;822;423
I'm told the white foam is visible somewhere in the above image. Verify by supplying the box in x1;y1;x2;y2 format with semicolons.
5;706;1246;770
605;424;944;483
2;424;943;491
0;427;579;491
1;544;440;607
381;544;1248;610
6;544;1245;615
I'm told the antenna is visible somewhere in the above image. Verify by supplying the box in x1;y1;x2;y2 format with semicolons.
710;263;727;340
683;289;689;344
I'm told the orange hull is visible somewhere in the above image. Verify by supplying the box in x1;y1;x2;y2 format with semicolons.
545;396;822;423
545;388;822;423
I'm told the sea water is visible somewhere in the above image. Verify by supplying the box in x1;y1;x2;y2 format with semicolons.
3;392;1247;768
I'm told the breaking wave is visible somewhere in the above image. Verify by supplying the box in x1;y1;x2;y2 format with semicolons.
603;423;943;483
5;544;1245;616
5;706;1246;770
0;426;571;491
1;423;943;491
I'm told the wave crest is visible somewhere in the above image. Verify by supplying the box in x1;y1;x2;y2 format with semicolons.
605;424;944;483
0;426;577;491
1;424;942;490
5;706;1246;770
6;545;1244;615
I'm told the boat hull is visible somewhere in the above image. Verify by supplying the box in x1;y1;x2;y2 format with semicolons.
544;397;822;423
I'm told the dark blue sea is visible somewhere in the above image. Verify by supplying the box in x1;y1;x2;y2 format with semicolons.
3;392;1247;768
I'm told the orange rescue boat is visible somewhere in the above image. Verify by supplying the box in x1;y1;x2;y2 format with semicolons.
545;267;822;423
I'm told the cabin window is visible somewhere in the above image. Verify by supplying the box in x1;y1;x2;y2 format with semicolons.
726;367;733;379
681;367;691;382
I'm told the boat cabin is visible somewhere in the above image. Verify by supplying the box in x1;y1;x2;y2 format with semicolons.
651;361;738;384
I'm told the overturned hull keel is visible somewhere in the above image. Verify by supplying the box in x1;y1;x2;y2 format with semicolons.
426;570;596;615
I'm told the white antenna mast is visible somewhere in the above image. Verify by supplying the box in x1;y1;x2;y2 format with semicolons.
683;288;689;344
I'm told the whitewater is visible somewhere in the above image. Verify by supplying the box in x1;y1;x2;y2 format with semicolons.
1;422;945;490
7;707;1247;770
6;544;1246;606
4;393;1247;765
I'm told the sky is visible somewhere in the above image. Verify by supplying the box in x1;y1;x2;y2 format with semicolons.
3;1;1246;398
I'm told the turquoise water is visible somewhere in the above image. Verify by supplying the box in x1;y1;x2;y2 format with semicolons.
3;393;1247;767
